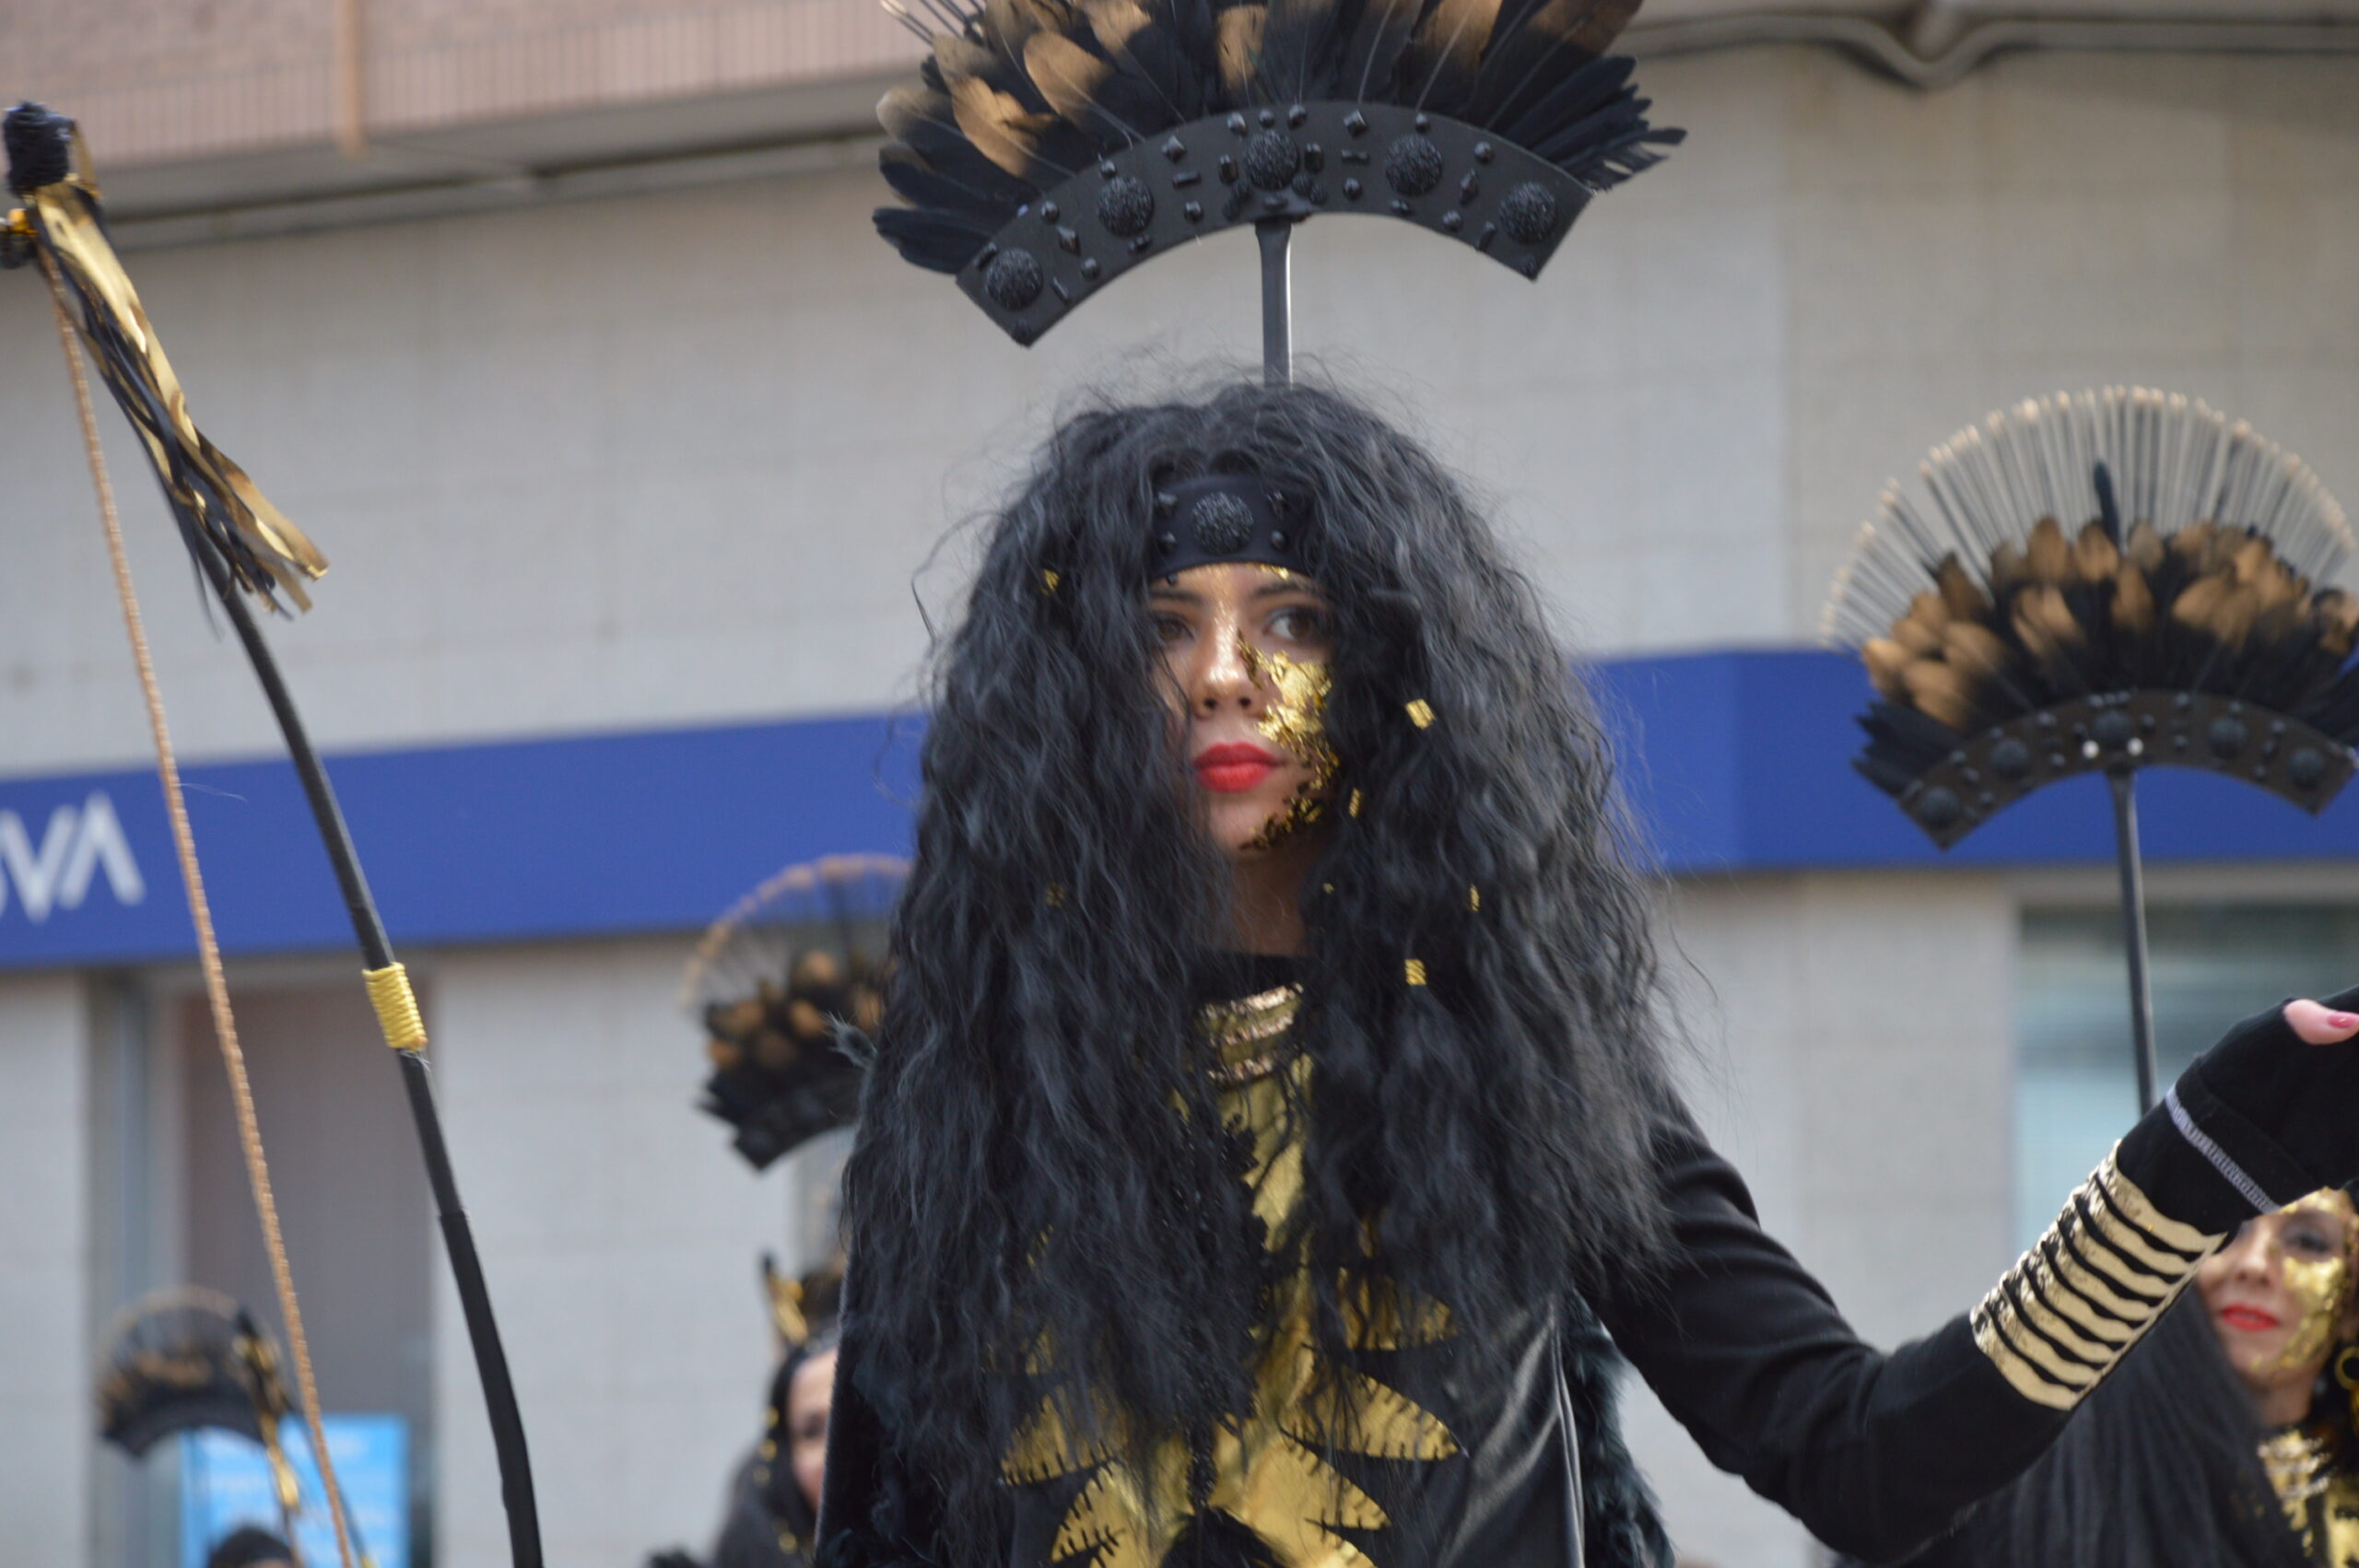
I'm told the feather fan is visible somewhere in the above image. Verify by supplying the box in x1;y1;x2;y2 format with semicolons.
685;855;905;1172
871;0;1675;340
97;1289;288;1457
1823;388;2359;847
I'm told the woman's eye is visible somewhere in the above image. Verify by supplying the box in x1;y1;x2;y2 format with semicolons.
2289;1227;2335;1256
1151;614;1191;644
1268;606;1330;643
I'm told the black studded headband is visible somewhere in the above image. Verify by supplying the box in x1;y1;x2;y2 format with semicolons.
1151;476;1315;579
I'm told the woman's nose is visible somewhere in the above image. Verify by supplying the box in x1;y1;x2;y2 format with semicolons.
2225;1231;2279;1282
1193;630;1260;713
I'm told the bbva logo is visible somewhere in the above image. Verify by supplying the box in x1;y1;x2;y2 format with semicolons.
0;792;147;923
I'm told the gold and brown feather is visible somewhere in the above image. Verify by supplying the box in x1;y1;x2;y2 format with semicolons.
1823;388;2359;846
685;855;907;1172
5;104;324;611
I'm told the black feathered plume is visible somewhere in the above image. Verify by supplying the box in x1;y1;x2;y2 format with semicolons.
1823;388;2359;846
685;855;904;1171
97;1290;289;1458
870;0;1678;341
4;102;326;610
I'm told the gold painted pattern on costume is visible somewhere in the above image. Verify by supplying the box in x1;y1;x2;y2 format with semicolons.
1000;996;1458;1568
2263;1425;2359;1566
1203;985;1305;1086
1970;1146;2223;1410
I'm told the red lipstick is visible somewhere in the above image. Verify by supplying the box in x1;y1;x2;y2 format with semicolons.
2219;1305;2281;1332
1194;742;1280;792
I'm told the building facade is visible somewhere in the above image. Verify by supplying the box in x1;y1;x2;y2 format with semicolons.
3;6;2358;1565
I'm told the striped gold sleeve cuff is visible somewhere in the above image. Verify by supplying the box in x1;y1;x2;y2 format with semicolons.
1970;1144;2224;1410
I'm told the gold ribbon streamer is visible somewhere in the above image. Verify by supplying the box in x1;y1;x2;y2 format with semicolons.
23;136;325;608
38;250;360;1568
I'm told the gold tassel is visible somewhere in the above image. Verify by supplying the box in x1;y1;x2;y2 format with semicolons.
20;130;325;608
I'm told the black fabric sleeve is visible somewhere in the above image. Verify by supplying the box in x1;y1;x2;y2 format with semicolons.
1590;1118;2071;1561
1596;981;2359;1562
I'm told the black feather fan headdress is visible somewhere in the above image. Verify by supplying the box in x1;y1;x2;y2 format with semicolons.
870;0;1678;343
1823;388;2359;848
685;855;905;1171
96;1289;291;1457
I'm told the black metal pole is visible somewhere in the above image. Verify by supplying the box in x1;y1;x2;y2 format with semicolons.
201;555;544;1568
2107;766;2161;1114
1257;218;1293;386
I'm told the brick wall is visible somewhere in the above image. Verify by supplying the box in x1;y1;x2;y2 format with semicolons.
4;0;917;168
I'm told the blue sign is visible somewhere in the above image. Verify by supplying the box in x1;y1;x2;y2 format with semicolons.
181;1415;408;1568
0;714;921;969
2;650;2354;972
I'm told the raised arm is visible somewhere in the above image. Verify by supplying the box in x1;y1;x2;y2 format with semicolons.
1593;990;2359;1561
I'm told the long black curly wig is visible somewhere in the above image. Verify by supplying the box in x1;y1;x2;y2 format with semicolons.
839;376;1681;1559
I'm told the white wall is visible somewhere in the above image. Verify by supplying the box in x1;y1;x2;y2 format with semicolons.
0;974;92;1564
421;937;816;1567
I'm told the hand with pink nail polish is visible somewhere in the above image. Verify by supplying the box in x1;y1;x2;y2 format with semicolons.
2125;983;2359;1239
2284;1000;2359;1044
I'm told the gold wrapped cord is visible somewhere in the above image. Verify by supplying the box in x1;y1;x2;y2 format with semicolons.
1972;1146;2222;1410
365;964;428;1052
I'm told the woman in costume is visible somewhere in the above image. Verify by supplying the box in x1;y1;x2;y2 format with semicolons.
814;378;2359;1568
1841;1188;2359;1568
652;1262;846;1568
703;1323;842;1568
2213;1191;2359;1560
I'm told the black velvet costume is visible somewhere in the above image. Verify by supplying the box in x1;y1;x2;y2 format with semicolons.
822;960;2359;1568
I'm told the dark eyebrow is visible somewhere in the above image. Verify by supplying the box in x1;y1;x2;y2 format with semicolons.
1250;579;1327;602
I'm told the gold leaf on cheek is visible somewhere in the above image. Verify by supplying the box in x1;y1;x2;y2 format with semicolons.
1237;638;1338;787
2274;1254;2352;1372
1236;638;1339;852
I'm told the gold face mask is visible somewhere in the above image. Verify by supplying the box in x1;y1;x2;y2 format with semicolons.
1237;635;1338;851
2270;1189;2357;1374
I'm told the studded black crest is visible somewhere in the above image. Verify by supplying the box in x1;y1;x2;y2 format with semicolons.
871;0;1679;345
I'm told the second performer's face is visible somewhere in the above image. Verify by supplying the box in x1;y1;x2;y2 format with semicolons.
1151;562;1339;858
787;1345;838;1515
2196;1190;2359;1410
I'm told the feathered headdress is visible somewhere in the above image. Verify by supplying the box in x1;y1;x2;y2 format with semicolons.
97;1290;290;1458
684;855;904;1171
98;1289;315;1547
762;1251;848;1352
870;0;1678;356
1823;387;2356;1109
1823;388;2357;848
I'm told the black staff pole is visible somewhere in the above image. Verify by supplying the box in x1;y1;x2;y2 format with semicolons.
1257;218;1294;386
2107;766;2161;1115
197;544;545;1568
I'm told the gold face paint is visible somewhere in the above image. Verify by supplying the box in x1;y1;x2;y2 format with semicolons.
2270;1190;2357;1374
1236;636;1338;850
